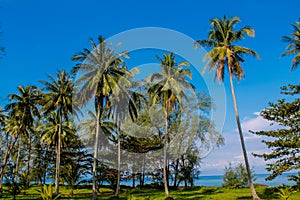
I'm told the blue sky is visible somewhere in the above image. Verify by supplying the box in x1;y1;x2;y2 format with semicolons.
0;0;299;177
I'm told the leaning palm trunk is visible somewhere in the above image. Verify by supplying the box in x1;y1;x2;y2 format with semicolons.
163;101;170;198
55;113;62;195
229;73;260;200
92;103;101;200
0;135;18;189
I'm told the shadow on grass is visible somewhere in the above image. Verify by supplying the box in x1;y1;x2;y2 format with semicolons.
59;195;127;200
237;187;279;200
260;187;278;199
173;187;224;200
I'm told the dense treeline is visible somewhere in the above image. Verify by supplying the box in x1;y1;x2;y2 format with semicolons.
0;37;222;200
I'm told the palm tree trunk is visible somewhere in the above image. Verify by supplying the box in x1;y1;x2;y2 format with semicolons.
115;113;121;197
229;73;260;200
55;111;62;196
26;133;32;187
15;134;22;175
140;153;145;188
173;158;179;187
0;135;17;189
115;127;121;197
163;101;170;198
92;103;101;200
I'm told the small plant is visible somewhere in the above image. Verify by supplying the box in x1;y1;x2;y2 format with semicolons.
127;194;136;200
37;183;60;200
276;186;296;200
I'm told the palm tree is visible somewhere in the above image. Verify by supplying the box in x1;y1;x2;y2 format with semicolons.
40;70;74;195
281;19;300;71
195;16;260;200
147;52;194;198
72;36;128;200
5;85;40;180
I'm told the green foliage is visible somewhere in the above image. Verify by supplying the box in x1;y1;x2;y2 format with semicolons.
276;186;296;200
3;163;23;200
281;19;300;71
222;163;255;189
37;183;60;200
60;141;92;196
195;15;260;83
252;84;300;180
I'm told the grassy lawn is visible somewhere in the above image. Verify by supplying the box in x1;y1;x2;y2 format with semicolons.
0;185;299;200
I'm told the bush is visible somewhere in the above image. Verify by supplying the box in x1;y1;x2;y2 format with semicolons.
222;163;255;189
276;186;296;200
36;183;60;200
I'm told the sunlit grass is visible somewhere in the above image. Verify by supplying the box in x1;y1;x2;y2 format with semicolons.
0;185;299;199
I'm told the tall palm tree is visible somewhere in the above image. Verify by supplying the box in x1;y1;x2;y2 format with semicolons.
5;85;40;179
147;52;194;198
40;70;74;195
195;16;260;200
72;36;128;200
281;19;300;71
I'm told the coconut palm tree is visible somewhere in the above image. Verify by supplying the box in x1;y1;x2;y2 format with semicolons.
147;52;194;198
195;16;260;200
5;85;40;179
40;70;74;195
72;36;128;200
281;19;300;71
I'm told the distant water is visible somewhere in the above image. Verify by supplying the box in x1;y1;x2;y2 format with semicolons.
40;173;296;187
115;173;297;187
192;173;296;187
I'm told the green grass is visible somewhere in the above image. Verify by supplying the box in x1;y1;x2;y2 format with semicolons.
0;185;299;200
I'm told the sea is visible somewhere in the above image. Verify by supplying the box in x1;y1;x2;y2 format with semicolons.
106;173;297;187
37;173;296;187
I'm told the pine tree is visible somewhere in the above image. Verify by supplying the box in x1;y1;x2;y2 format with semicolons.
252;84;300;180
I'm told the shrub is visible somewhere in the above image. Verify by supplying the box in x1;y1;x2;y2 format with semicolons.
36;183;60;200
222;163;255;189
276;186;296;200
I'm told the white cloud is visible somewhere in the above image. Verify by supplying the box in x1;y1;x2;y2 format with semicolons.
201;111;279;175
242;112;280;133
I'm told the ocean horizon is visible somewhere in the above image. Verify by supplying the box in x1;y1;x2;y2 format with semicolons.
34;172;296;187
106;173;297;187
